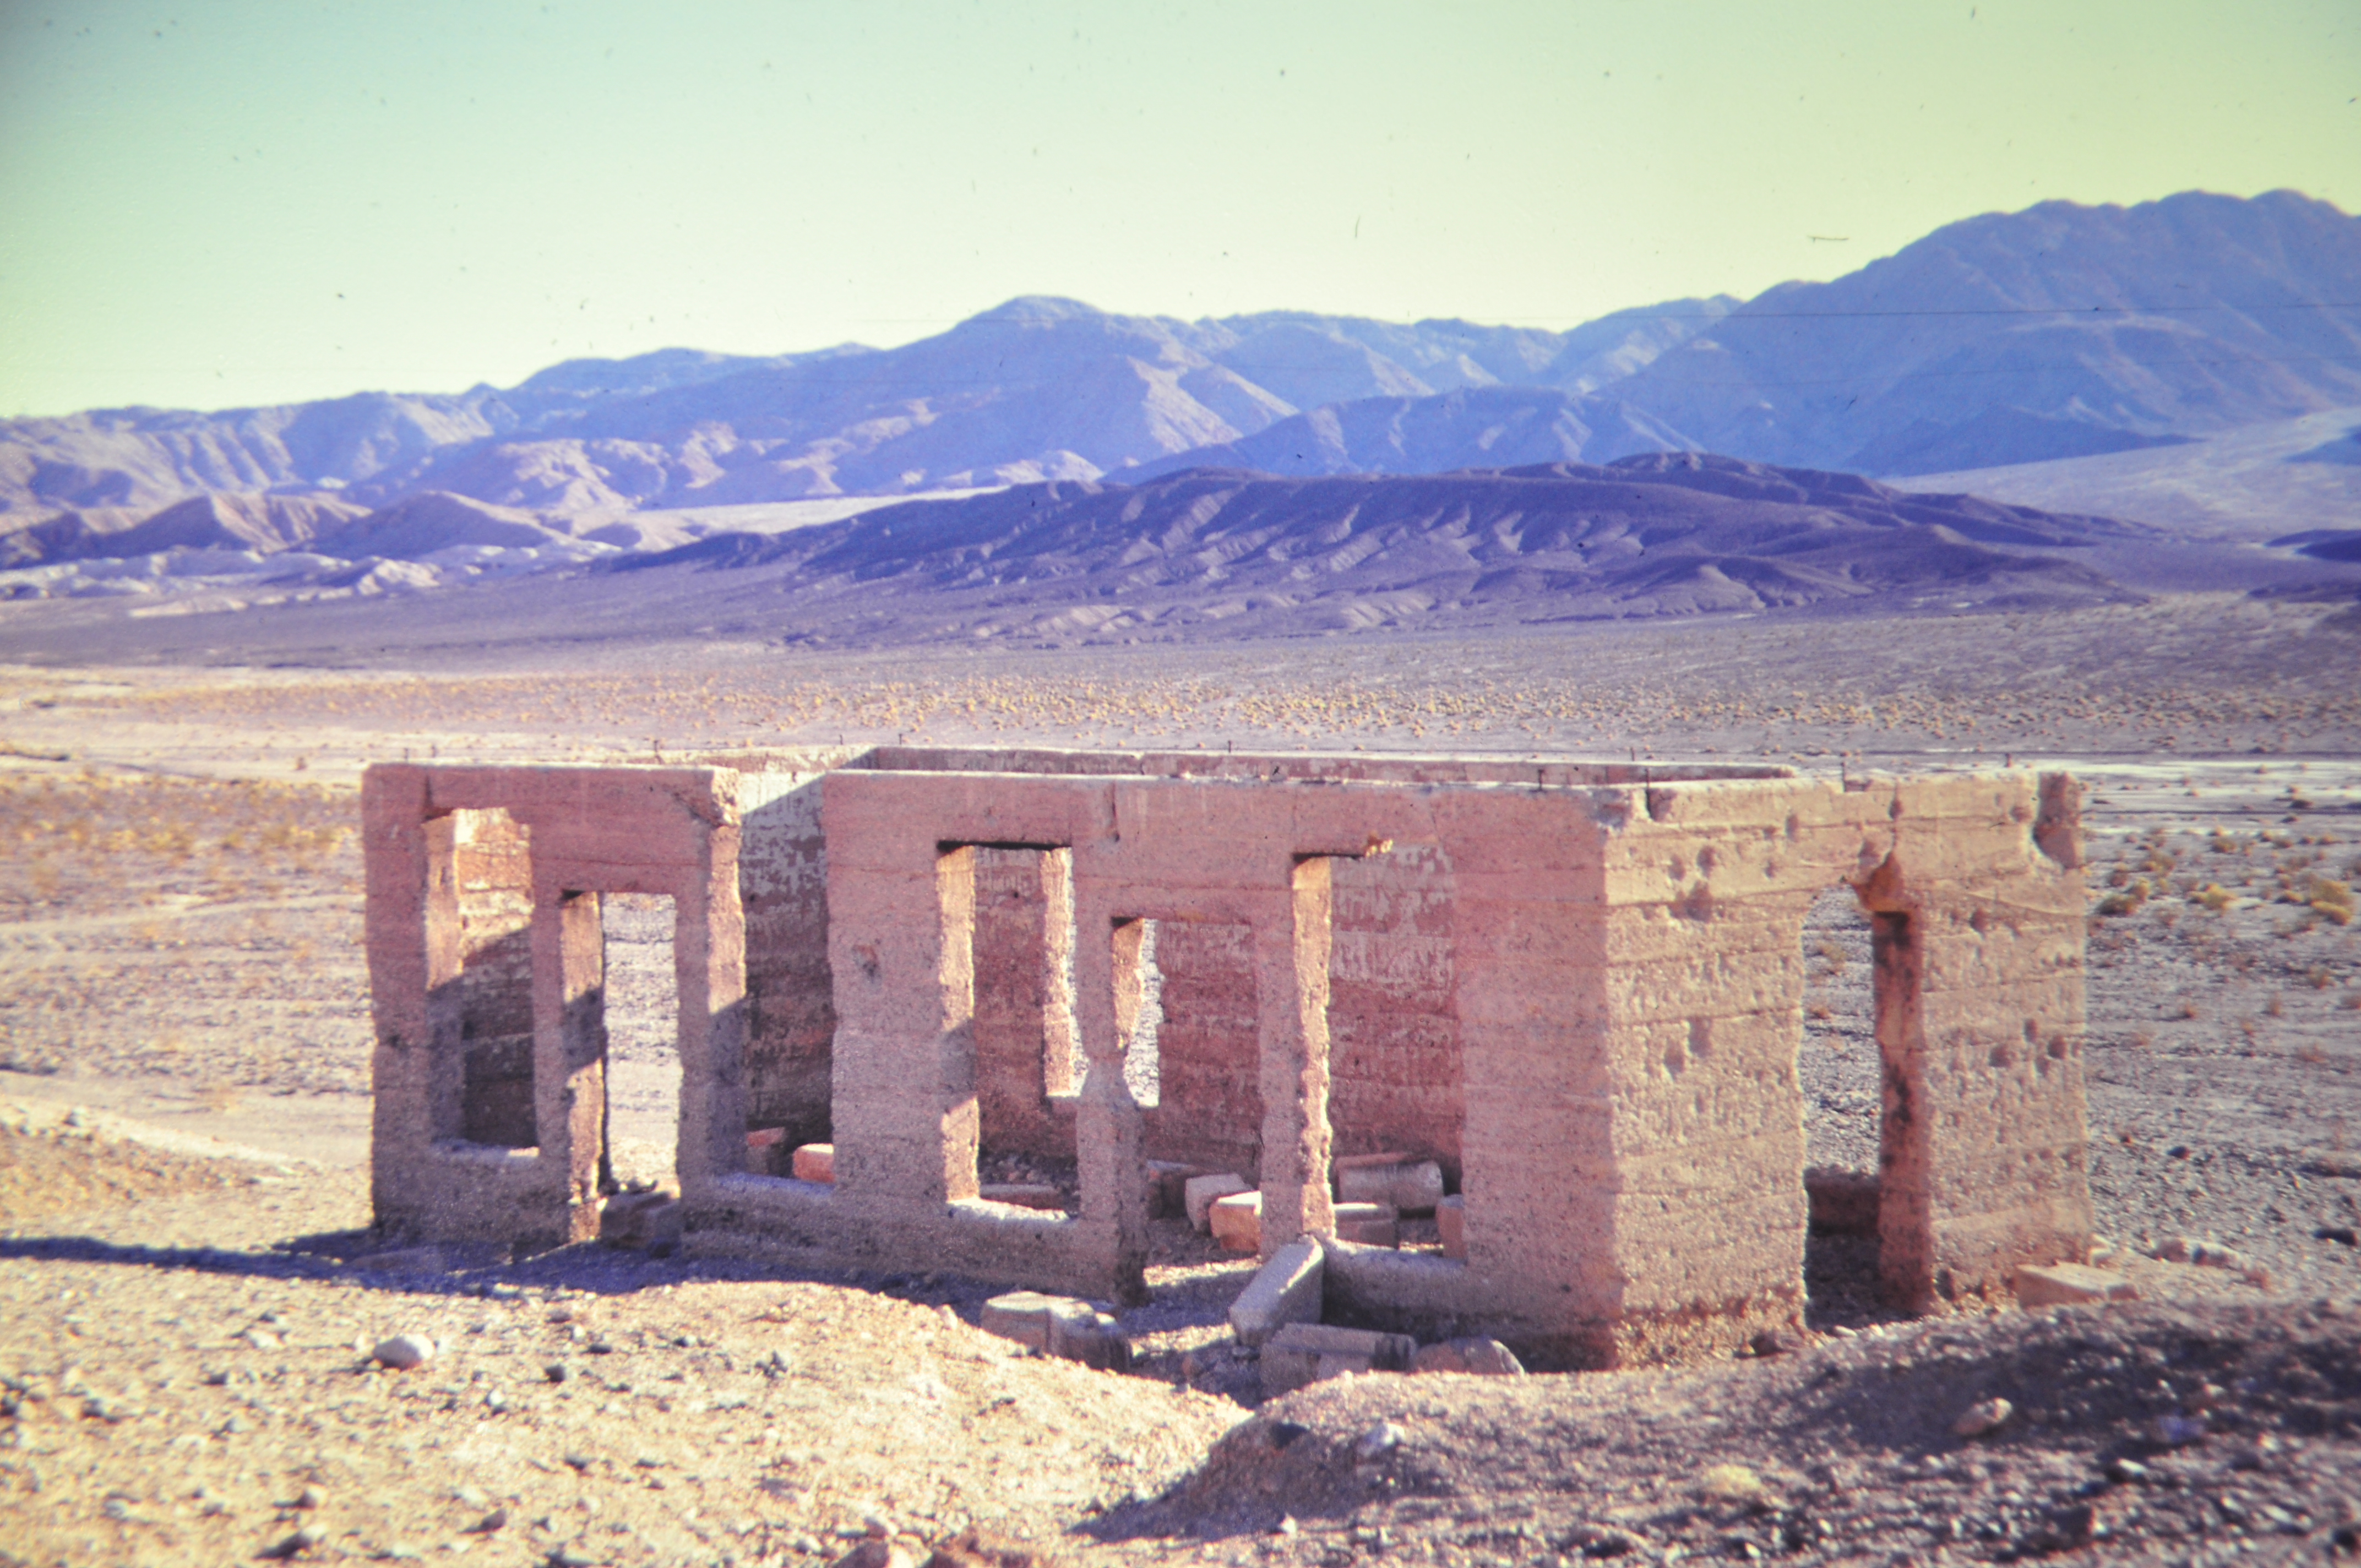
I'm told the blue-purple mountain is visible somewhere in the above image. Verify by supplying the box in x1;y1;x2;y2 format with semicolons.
2;189;2353;568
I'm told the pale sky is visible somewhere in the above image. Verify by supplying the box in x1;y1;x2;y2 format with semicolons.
2;0;2354;418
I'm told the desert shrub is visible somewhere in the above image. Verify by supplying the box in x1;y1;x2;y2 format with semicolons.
2308;877;2355;926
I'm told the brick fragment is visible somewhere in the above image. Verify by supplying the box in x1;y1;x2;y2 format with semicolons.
1260;1321;1416;1396
746;1126;788;1175
1210;1191;1263;1253
1331;1202;1399;1248
1412;1337;1527;1376
1146;1161;1212;1219
791;1143;836;1184
1184;1172;1250;1233
1045;1301;1131;1371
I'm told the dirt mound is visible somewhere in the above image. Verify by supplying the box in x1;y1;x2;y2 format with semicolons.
1133;1300;2361;1558
0;1118;248;1228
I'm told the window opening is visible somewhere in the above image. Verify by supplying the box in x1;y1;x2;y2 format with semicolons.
434;808;535;1150
969;846;1079;1212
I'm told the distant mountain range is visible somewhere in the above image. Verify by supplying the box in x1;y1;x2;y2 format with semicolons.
1;189;2354;575
589;454;2151;642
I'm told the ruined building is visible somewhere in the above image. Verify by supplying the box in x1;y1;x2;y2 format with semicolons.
363;748;2092;1368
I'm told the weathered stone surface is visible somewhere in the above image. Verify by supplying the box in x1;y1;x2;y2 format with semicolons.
1228;1238;1324;1347
2014;1262;2139;1307
1261;1321;1417;1395
1184;1172;1251;1233
1337;1161;1444;1216
600;1192;681;1249
1412;1337;1526;1376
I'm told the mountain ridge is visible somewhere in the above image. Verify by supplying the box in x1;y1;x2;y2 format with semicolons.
2;189;2353;564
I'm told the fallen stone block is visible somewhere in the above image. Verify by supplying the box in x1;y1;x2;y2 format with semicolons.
978;1183;1064;1211
600;1191;681;1249
1210;1191;1262;1253
1337;1159;1443;1216
1046;1300;1131;1372
1331;1202;1399;1248
1260;1321;1417;1396
1333;1150;1411;1174
1228;1237;1324;1347
1146;1160;1211;1219
1804;1167;1880;1234
1412;1336;1526;1376
978;1291;1057;1351
1184;1172;1250;1233
2014;1262;2139;1308
1436;1194;1466;1258
791;1143;835;1184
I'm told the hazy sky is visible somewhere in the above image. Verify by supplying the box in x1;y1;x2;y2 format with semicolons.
2;0;2354;417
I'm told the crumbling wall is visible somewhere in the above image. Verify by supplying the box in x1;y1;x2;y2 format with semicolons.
368;750;2086;1370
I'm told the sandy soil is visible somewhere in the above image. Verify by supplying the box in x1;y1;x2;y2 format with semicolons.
2;614;2358;1565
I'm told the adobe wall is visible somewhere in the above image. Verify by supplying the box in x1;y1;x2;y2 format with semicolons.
366;764;747;1251
365;748;2088;1370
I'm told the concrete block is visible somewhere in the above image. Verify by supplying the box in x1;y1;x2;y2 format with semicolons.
1412;1337;1527;1376
791;1143;836;1184
978;1291;1056;1351
1147;1160;1212;1219
1332;1202;1399;1248
979;1183;1064;1211
1210;1191;1263;1253
1338;1159;1444;1216
1185;1172;1251;1233
2014;1263;2139;1308
1227;1237;1324;1347
1260;1321;1417;1396
1436;1194;1466;1258
1046;1301;1131;1372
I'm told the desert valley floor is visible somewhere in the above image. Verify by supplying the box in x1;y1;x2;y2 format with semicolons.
1;592;2358;1566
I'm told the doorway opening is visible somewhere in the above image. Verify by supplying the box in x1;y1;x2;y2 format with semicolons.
1799;885;1883;1324
599;892;681;1195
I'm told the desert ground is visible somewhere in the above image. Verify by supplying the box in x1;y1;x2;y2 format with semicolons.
2;592;2358;1566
